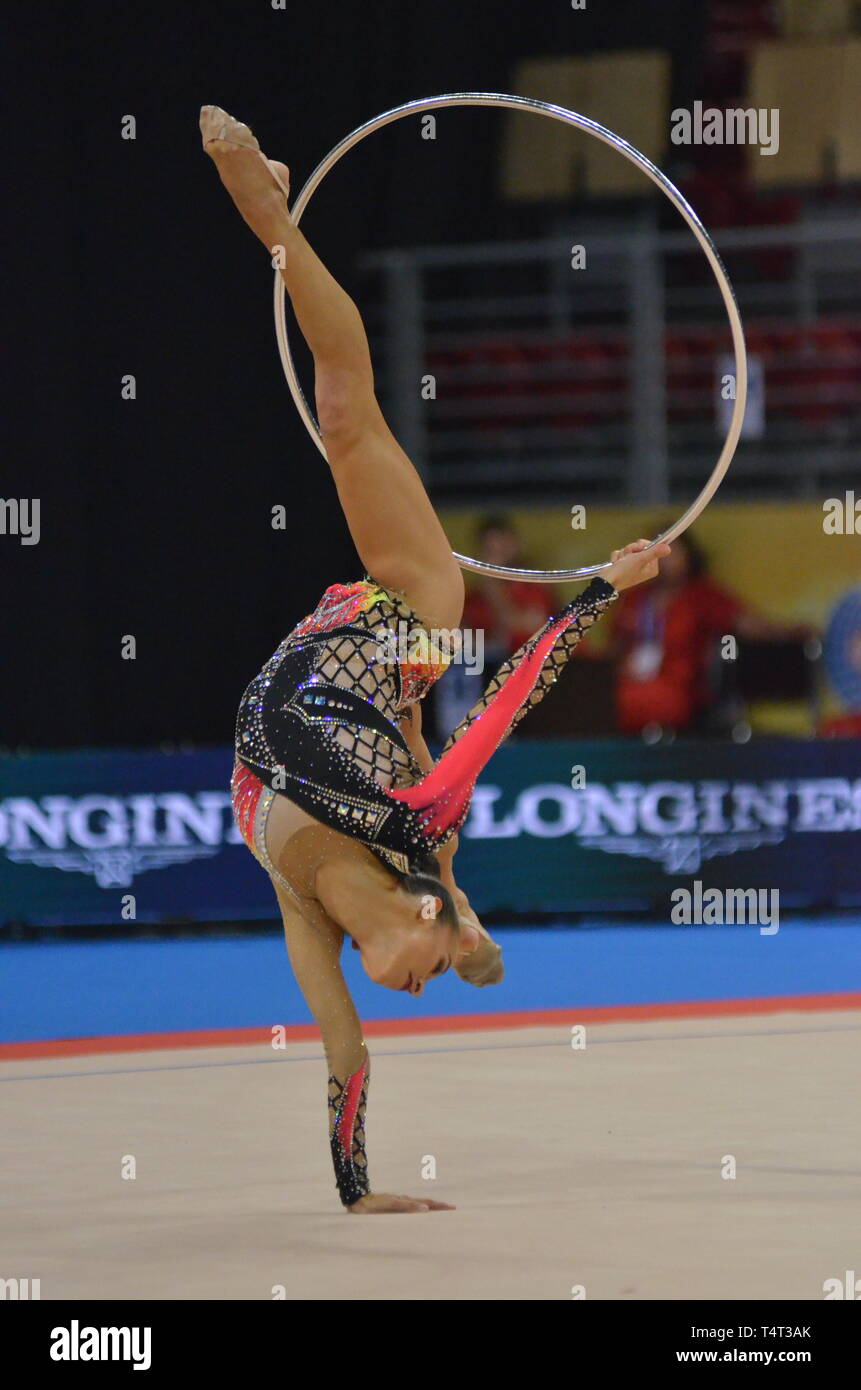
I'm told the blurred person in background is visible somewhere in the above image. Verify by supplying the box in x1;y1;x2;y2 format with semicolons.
604;529;814;736
436;515;558;735
462;516;559;658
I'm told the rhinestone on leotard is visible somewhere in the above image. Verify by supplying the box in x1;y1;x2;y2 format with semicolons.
232;575;617;870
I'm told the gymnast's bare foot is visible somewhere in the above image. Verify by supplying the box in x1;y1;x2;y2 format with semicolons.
348;1193;456;1214
200;105;292;249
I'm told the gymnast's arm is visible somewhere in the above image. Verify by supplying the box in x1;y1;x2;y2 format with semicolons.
272;882;453;1214
438;540;669;757
398;702;464;896
398;703;504;986
438;577;618;756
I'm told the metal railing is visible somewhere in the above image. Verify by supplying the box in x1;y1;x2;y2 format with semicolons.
359;219;861;502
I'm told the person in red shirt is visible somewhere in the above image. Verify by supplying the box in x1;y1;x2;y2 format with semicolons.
434;516;558;737
462;515;558;661
606;530;811;735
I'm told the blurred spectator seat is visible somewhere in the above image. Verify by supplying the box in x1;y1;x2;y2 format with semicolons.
427;319;861;441
501;51;670;201
820;711;861;737
748;39;861;185
706;637;820;734
838;40;861;181
778;0;854;39
500;58;587;200
579;51;671;197
513;655;617;739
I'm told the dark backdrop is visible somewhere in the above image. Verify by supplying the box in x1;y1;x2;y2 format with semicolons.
4;0;705;749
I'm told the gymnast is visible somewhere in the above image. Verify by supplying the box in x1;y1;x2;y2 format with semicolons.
201;106;671;1214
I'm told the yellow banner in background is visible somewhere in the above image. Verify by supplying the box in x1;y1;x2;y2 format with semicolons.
441;499;861;732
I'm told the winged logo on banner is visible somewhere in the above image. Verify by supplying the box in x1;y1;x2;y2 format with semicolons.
578;831;786;875
7;846;220;889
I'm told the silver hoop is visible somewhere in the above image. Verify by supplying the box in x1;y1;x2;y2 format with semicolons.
274;93;748;582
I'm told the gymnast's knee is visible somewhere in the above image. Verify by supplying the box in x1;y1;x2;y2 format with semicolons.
315;365;376;446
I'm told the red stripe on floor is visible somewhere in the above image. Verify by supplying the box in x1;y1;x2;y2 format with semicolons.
2;991;860;1060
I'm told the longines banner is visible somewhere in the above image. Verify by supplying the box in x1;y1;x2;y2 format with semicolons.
0;742;860;925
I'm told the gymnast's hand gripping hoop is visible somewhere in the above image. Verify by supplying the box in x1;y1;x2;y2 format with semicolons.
274;93;748;583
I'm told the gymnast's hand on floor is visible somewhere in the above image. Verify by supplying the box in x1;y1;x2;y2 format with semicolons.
348;1193;456;1214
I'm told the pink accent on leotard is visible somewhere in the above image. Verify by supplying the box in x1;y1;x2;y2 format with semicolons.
386;605;578;840
231;760;265;850
336;1060;368;1160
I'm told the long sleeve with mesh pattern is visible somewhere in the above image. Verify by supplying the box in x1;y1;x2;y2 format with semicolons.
388;577;618;845
441;576;617;755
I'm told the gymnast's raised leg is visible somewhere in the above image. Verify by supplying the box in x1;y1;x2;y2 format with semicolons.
200;106;464;635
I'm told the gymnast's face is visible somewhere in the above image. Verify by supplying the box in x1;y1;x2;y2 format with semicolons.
314;855;479;995
360;889;478;997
